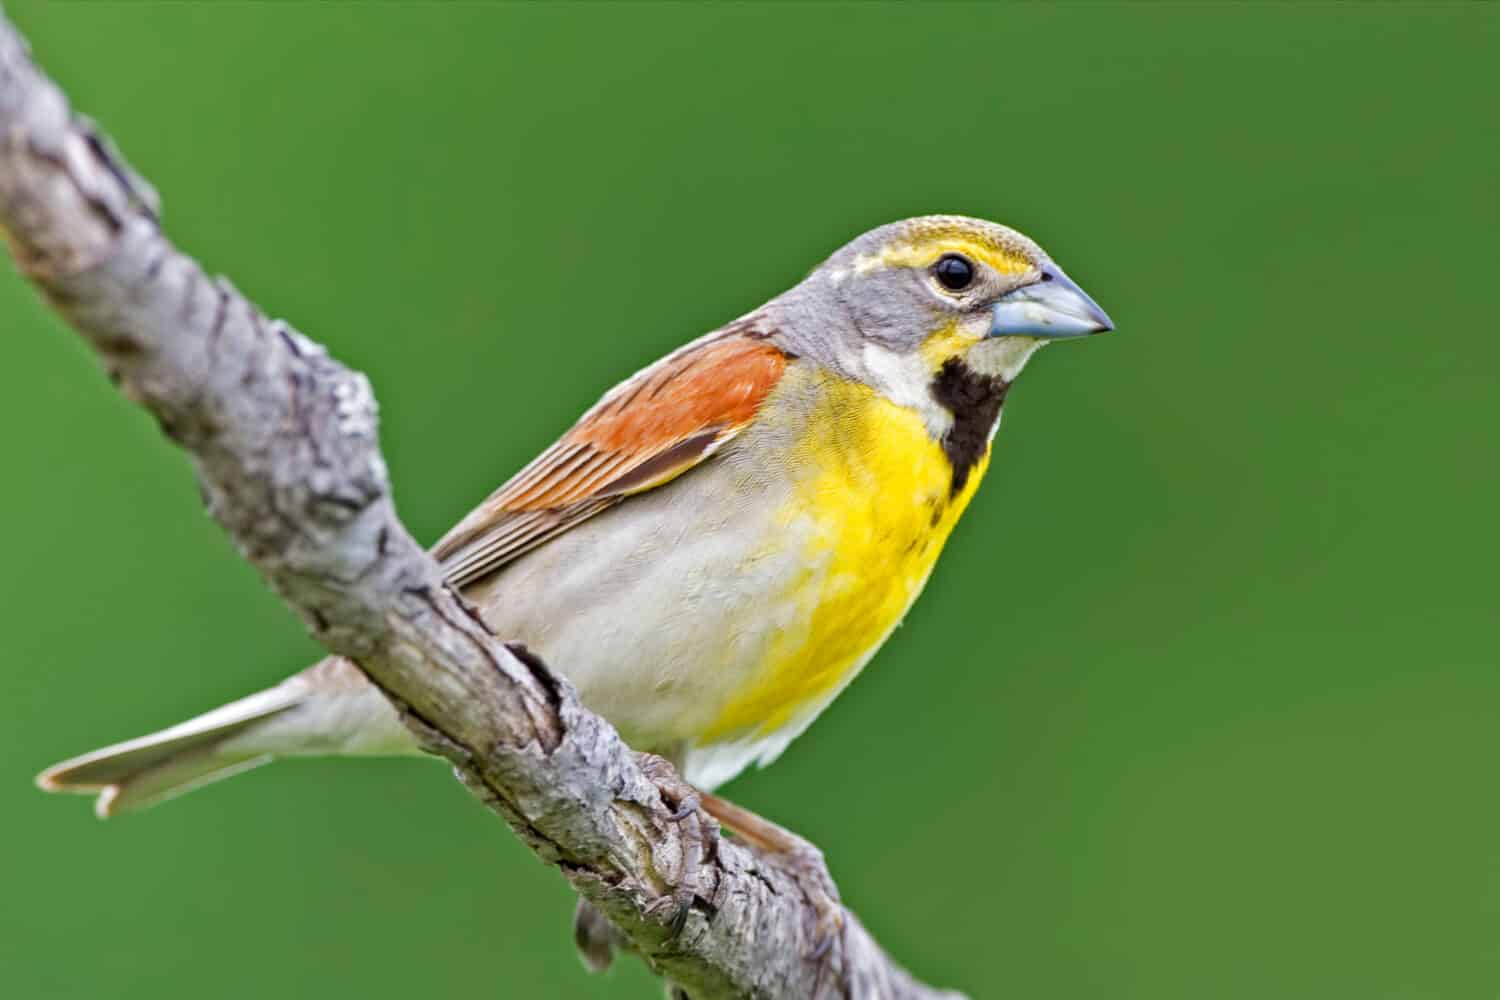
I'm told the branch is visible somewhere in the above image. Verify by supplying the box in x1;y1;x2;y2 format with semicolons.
0;9;963;1000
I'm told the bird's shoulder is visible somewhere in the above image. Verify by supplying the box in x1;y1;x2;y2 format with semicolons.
432;320;792;587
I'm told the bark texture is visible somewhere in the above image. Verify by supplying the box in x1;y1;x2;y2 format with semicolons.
0;8;963;999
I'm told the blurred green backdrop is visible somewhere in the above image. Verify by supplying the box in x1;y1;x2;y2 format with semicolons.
3;3;1496;998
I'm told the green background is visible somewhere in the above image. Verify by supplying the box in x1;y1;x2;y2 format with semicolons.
3;3;1496;998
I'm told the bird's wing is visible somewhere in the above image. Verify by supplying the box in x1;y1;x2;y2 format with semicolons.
432;329;789;588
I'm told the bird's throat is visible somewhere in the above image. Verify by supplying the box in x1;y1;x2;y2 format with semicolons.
929;358;1010;496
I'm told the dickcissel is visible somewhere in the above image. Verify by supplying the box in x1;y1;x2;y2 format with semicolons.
38;215;1113;823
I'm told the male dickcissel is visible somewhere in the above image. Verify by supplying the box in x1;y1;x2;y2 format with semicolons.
38;215;1113;830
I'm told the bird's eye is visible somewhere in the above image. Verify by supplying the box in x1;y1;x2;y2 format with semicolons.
933;254;975;292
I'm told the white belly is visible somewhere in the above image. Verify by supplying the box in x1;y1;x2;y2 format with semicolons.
462;447;818;787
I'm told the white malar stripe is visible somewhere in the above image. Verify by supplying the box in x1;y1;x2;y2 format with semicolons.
859;341;954;439
966;336;1048;383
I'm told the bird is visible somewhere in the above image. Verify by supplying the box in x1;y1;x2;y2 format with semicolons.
36;215;1113;837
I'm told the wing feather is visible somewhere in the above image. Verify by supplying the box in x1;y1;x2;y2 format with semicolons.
433;330;788;588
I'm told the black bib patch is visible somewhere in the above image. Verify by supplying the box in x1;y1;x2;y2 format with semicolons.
930;358;1009;496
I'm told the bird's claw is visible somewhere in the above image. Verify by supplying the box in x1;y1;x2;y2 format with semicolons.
669;795;701;823
636;753;717;938
777;842;846;961
638;752;701;822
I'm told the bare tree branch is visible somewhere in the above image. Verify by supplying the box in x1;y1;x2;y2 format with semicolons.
0;9;963;999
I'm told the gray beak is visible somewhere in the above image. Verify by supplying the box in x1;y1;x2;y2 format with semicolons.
990;265;1114;338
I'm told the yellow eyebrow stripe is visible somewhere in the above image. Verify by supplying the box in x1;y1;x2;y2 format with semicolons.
857;237;1032;277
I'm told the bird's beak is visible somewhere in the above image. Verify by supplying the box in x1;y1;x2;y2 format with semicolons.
990;266;1114;338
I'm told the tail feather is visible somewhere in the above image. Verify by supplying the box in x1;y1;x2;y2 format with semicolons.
37;659;422;818
37;686;300;817
95;753;274;818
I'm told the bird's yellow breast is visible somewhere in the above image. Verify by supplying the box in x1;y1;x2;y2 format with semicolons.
700;369;986;741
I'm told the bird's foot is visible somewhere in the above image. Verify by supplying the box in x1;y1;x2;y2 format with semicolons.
638;753;717;938
575;757;712;972
699;792;847;961
781;838;846;961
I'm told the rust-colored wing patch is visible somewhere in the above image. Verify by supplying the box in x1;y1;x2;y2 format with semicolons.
433;331;788;588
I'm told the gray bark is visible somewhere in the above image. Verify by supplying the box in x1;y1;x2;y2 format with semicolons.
0;8;964;999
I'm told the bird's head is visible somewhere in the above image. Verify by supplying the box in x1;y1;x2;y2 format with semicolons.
773;215;1113;416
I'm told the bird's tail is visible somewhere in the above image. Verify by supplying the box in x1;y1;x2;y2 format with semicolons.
35;658;420;817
